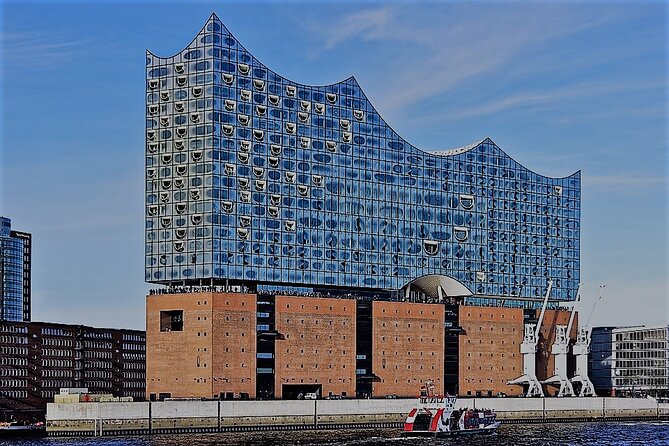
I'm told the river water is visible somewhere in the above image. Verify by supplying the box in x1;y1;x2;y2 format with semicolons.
3;422;669;446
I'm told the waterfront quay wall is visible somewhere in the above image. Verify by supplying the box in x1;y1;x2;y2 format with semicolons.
46;397;669;436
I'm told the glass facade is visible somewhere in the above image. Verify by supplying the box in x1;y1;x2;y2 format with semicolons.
0;217;31;321
611;326;669;395
145;14;580;302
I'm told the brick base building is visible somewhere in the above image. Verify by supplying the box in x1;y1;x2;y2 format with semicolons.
146;291;574;400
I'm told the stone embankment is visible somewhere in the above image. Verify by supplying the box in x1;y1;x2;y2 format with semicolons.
46;397;669;437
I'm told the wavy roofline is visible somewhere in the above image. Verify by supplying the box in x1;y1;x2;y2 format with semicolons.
428;137;581;180
429;139;487;156
146;12;351;90
147;13;581;181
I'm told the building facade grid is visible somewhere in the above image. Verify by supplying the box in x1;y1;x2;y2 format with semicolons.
0;321;146;419
0;217;31;322
145;14;580;303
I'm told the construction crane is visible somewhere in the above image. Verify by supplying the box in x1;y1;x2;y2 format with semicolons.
507;279;552;397
570;284;605;397
542;284;581;397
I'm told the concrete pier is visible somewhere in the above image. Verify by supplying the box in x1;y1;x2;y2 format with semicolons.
46;397;669;437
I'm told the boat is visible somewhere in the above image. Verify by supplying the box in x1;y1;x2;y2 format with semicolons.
0;420;46;438
402;381;500;437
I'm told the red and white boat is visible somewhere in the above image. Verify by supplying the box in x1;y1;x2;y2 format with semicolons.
402;381;500;437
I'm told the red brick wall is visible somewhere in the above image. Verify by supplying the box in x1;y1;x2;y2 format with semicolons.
146;292;577;400
458;306;524;397
146;293;213;398
211;294;257;398
371;301;444;397
274;296;356;398
146;293;256;399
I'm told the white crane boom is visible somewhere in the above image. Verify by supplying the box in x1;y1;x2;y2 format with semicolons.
566;283;581;336
585;284;605;342
534;279;553;339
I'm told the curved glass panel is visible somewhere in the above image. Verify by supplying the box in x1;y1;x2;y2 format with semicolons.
145;14;581;302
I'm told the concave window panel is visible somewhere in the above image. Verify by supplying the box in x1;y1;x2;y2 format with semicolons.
459;194;475;209
222;201;234;213
423;240;440;256
238;63;250;75
453;226;469;242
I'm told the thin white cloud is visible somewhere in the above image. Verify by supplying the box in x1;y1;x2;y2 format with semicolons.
305;4;650;112
443;79;667;119
320;7;395;50
1;31;87;67
586;175;667;187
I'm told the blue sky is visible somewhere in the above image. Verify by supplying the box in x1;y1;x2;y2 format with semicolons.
1;1;666;330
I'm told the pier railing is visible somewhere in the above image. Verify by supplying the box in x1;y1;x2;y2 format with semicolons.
46;397;669;437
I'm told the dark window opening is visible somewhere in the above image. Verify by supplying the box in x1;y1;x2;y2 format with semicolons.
160;310;184;332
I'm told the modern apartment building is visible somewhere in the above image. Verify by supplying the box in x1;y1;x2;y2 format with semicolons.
0;217;31;322
145;14;581;399
0;320;145;421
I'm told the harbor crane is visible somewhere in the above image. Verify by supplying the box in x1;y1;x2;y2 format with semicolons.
542;284;581;397
570;284;605;397
507;280;552;397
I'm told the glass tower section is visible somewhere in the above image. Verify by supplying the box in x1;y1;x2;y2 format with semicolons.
145;14;580;302
0;217;31;321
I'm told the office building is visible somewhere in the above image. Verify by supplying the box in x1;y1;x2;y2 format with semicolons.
0;320;145;421
0;217;31;322
590;325;669;397
589;326;615;396
145;14;580;399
